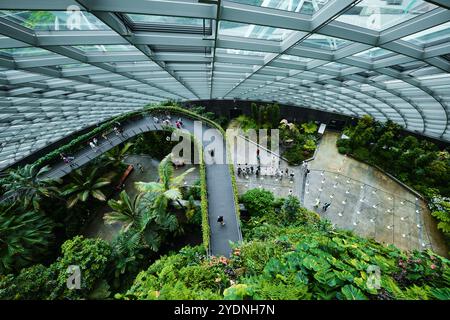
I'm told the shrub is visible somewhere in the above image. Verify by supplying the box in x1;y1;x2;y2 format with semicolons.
241;189;275;217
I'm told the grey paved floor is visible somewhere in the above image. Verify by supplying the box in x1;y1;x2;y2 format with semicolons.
42;114;241;257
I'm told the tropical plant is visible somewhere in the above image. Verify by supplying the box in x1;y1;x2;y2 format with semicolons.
0;203;54;274
135;154;195;214
104;190;144;232
301;121;318;134
61;168;114;208
241;188;275;217
0;164;60;210
101;142;133;168
51;236;112;299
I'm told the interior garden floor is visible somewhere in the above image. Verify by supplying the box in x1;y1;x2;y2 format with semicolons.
83;154;200;242
236;131;448;257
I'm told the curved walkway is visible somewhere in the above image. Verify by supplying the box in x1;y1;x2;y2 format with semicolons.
43;113;241;257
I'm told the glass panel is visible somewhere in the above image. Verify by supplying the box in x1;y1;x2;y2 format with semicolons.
301;34;350;50
0;47;52;57
216;48;268;56
323;62;348;70
228;0;331;14
335;0;437;31
354;47;392;59
279;54;312;62
126;14;204;26
402;22;450;47
0;10;109;31
74;45;139;53
219;21;295;41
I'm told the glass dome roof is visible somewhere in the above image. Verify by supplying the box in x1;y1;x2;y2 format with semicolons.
0;0;449;169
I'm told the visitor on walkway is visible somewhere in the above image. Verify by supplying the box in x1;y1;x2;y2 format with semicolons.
137;163;144;173
289;189;293;196
89;141;98;152
322;202;331;211
178;118;183;127
176;121;181;129
93;137;98;146
314;198;321;208
102;132;109;141
217;215;225;226
153;116;159;123
237;166;242;176
250;166;254;174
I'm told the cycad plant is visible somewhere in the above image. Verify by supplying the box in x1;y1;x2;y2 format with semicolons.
0;203;54;274
61;168;114;208
104;190;144;232
0;164;60;210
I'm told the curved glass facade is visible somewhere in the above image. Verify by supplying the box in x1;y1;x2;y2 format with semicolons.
0;0;449;169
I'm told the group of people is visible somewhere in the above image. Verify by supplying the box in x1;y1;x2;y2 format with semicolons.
88;137;100;152
313;198;331;211
155;113;184;129
236;163;295;182
113;121;124;136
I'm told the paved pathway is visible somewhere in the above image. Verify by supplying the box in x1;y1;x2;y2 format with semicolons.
43;113;241;257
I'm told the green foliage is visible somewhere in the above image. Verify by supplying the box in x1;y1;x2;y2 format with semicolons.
0;164;60;211
0;264;56;299
279;120;317;164
130;131;176;160
223;284;254;300
241;189;275;217
24;11;55;29
52;236;112;299
0;236;112;300
0;203;54;274
301;122;318;134
61;167;114;208
101;142;133;168
104;190;144;231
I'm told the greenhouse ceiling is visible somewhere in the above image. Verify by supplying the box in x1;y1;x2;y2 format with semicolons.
0;0;450;169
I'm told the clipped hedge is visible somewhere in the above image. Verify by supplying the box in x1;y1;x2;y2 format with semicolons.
198;142;210;252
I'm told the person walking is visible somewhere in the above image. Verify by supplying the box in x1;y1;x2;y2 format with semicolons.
217;215;225;226
237;166;242;177
137;163;144;173
93;137;98;146
322;202;331;211
314;198;321;208
89;141;98;152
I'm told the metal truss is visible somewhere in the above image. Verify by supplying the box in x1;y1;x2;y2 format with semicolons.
0;0;449;170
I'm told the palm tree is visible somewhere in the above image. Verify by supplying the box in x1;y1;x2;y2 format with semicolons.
101;142;134;168
61;168;114;208
0;203;54;274
0;164;60;210
135;154;195;211
104;190;143;232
